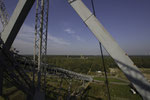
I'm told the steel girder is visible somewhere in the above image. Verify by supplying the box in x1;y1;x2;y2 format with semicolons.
68;0;150;99
16;55;93;82
1;0;35;50
0;0;35;97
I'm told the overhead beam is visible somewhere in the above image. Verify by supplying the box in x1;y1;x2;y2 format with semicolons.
68;0;150;99
1;0;35;50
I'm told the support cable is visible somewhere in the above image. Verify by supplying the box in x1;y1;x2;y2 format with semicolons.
90;0;111;100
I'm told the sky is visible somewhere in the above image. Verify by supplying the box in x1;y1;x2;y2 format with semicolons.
1;0;150;55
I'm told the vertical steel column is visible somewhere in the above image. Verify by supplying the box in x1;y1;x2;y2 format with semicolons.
37;0;44;88
34;0;49;89
43;0;49;91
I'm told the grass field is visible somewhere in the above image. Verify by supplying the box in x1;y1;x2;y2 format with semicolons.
1;76;142;100
94;77;128;83
88;83;141;100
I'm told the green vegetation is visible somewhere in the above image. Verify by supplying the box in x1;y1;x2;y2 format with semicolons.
94;77;127;83
44;55;150;74
2;55;149;100
0;97;4;100
46;55;113;74
1;87;26;100
109;84;141;100
141;68;150;74
45;77;141;100
131;56;150;68
26;55;150;73
87;83;141;100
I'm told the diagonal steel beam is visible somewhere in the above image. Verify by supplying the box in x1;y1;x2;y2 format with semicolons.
1;0;35;50
68;0;150;99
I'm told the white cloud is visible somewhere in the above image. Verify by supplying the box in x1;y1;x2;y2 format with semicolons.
13;24;35;54
75;35;82;41
13;38;33;54
64;28;84;42
48;35;70;45
64;28;75;34
13;24;70;54
16;24;34;43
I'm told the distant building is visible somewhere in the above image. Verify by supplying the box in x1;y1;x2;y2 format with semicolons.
80;55;88;59
109;68;118;73
97;71;102;74
67;55;70;58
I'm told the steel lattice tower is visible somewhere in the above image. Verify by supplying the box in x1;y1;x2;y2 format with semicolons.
0;0;9;35
34;0;49;88
0;0;9;95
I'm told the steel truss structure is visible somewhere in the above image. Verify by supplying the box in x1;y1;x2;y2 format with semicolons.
0;0;150;100
34;0;49;89
0;0;36;98
17;55;93;82
0;0;9;34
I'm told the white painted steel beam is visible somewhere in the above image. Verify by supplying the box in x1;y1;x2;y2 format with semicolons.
1;0;35;50
68;0;150;99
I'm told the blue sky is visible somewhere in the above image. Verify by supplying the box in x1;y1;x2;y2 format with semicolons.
1;0;150;55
